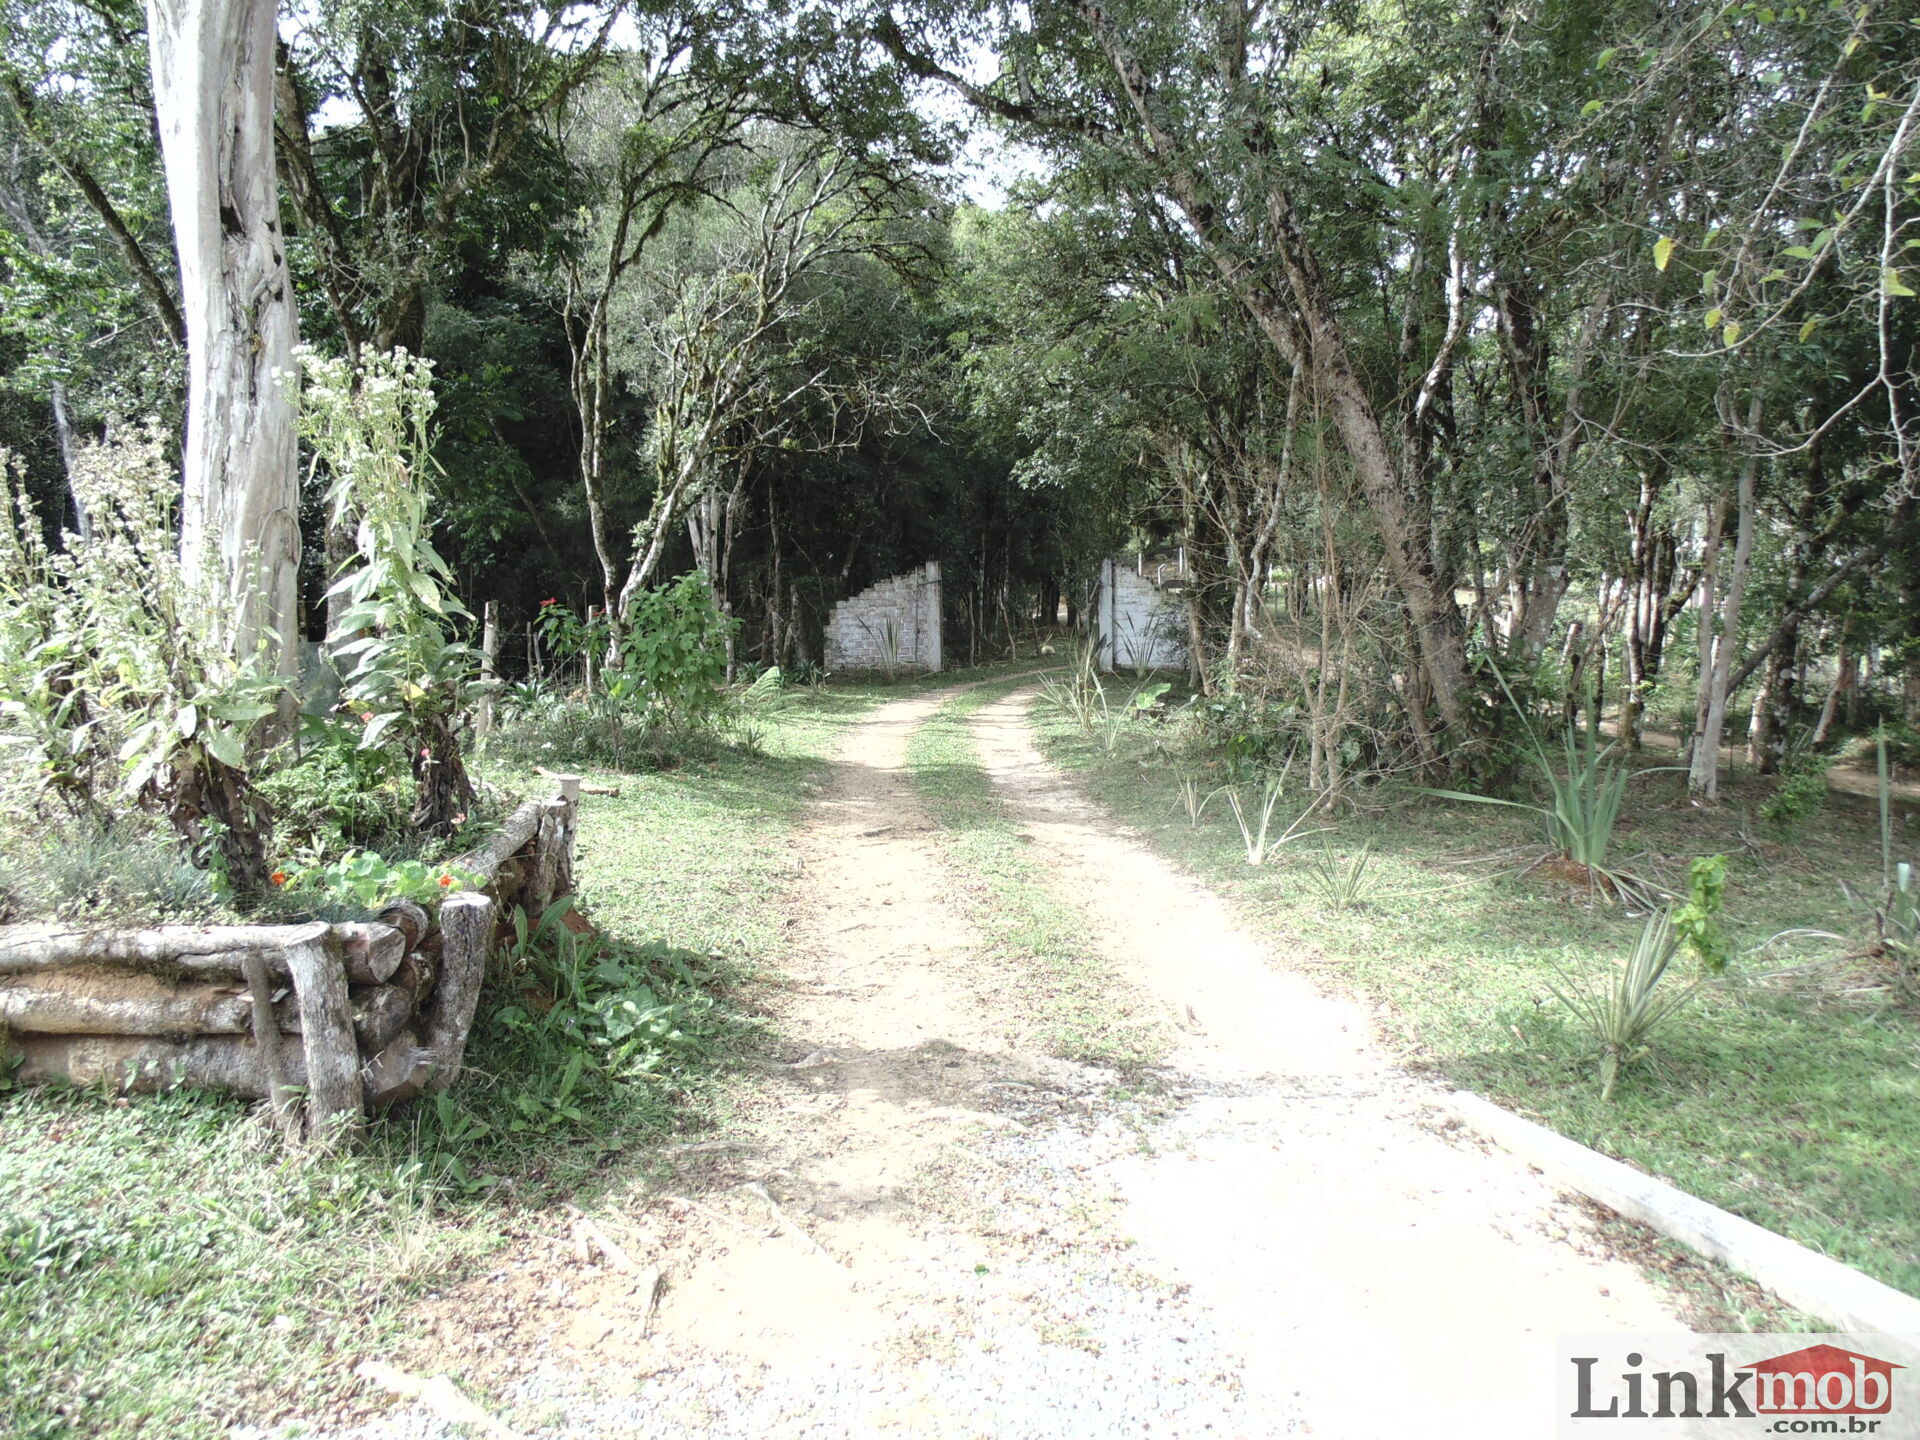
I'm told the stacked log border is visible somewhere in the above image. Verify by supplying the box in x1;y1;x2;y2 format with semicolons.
0;776;582;1136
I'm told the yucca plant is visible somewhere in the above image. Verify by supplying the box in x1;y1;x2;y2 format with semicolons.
1427;666;1654;899
1221;763;1326;866
1175;773;1211;826
1037;633;1106;732
1303;835;1377;911
1549;908;1700;1102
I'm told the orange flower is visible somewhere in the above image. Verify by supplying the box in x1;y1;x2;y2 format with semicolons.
437;874;454;888
271;871;288;886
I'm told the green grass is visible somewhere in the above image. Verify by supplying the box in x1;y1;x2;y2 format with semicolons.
1031;701;1920;1299
0;683;904;1440
907;682;1164;1068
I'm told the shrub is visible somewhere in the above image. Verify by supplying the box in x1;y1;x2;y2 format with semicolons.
254;716;414;856
298;347;479;836
613;571;734;730
0;434;284;891
489;696;718;773
1760;744;1829;837
13;816;217;921
1549;908;1701;1102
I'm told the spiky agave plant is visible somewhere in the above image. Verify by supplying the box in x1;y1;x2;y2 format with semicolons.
1426;664;1657;901
1549;909;1700;1102
1036;632;1106;732
1303;835;1377;911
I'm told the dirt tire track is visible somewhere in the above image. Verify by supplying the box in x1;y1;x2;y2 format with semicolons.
311;680;1684;1440
967;685;1686;1439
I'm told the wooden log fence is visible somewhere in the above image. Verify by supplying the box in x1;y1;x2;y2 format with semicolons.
0;779;582;1137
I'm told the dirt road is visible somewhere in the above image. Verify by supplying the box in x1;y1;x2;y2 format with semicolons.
335;682;1682;1440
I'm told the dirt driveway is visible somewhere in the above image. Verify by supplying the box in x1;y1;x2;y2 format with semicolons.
329;681;1682;1440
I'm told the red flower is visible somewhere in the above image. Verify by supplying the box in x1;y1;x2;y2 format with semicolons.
540;597;558;606
271;871;288;886
437;874;454;888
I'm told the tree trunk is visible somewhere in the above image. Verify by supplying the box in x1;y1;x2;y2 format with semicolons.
409;710;474;836
1688;425;1762;799
147;0;301;676
1812;637;1854;747
0;919;404;985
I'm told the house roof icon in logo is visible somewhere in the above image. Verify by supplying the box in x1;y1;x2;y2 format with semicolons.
1744;1344;1904;1416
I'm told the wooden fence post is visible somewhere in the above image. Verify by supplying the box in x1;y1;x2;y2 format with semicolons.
285;928;363;1143
423;891;495;1091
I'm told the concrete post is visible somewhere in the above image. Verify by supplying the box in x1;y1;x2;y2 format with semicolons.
923;561;943;674
1097;557;1116;673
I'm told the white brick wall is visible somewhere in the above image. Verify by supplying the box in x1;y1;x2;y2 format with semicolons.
823;562;943;674
1096;558;1189;673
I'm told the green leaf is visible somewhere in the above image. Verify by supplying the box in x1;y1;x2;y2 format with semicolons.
1653;235;1675;272
1704;307;1723;329
207;698;277;725
1884;269;1916;297
204;725;244;769
359;711;401;748
1798;315;1820;341
1722;320;1742;345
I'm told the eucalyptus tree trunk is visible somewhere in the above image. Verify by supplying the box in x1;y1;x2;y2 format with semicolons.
1688;425;1762;799
147;0;300;677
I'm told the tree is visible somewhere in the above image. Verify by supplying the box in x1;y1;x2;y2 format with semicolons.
146;0;299;676
609;132;934;623
545;43;754;641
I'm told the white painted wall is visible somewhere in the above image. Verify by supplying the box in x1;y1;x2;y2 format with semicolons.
1095;558;1189;673
823;562;943;674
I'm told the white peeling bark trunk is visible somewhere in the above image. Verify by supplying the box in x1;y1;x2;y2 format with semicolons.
1688;442;1761;799
147;0;300;674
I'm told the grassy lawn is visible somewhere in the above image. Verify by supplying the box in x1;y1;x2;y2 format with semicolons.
0;682;903;1440
906;681;1164;1068
1031;698;1920;1299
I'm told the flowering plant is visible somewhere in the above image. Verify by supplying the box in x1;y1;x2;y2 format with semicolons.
273;847;482;910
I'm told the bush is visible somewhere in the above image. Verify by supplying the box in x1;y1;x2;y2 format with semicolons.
0;432;284;892
1760;744;1830;837
611;571;734;730
489;695;725;773
254;716;415;856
